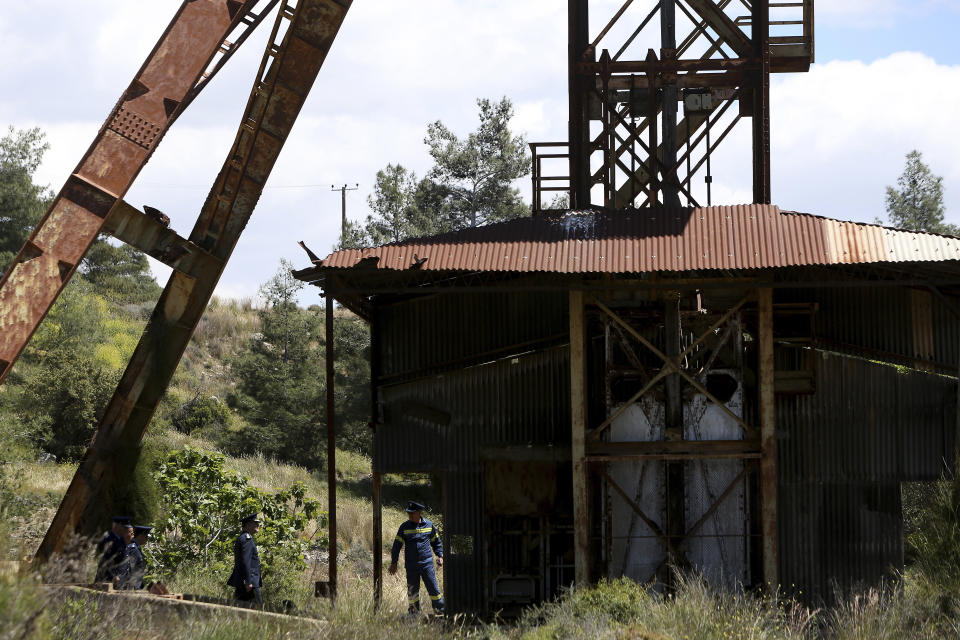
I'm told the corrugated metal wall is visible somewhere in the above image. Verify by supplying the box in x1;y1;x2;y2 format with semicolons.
374;348;571;611
777;351;956;601
375;291;567;383
780;287;960;372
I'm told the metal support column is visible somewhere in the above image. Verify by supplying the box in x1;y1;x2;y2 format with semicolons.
752;1;772;204
326;294;338;601
757;287;777;587
664;294;685;577
568;0;591;209
570;289;590;586
661;0;681;208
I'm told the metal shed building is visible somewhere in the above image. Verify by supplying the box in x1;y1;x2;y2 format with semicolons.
296;205;960;614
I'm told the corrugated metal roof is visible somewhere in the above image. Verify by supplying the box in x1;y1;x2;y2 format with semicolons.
314;205;960;274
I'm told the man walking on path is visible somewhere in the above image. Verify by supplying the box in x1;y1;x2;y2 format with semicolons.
389;501;444;615
227;514;263;605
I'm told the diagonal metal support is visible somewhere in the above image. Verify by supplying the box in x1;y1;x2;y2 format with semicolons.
650;460;755;576
593;297;756;437
682;0;753;57
37;0;353;560
600;469;678;556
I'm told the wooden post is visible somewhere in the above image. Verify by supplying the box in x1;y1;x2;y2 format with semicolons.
373;471;382;607
757;288;777;587
325;295;337;600
570;289;590;586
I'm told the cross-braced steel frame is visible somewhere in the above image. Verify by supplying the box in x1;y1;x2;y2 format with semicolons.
568;288;777;588
532;0;813;213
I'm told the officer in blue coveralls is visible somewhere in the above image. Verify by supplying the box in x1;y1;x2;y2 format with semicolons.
389;501;444;615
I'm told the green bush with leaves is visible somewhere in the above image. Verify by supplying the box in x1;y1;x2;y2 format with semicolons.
172;394;231;436
151;447;325;602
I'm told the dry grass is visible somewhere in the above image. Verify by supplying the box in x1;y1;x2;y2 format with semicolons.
192;297;261;361
17;461;75;498
226;452;321;494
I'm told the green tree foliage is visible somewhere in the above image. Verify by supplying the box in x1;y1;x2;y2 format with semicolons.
359;97;530;247
227;261;324;466
172;394;231;436
18;280;118;460
883;150;957;235
80;236;162;304
331;312;371;453
365;164;431;245
151;447;324;598
425;97;530;228
226;262;372;463
23;349;116;460
0;127;51;274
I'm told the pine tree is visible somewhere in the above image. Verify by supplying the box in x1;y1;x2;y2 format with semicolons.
884;150;957;235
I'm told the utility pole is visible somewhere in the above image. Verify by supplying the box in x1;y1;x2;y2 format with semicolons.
331;183;359;247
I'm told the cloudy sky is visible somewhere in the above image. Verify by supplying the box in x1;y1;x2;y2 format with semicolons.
2;1;960;303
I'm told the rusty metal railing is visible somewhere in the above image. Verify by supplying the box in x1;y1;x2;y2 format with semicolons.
530;142;571;215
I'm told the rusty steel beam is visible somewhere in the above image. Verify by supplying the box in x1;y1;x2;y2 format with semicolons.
0;0;258;385
569;289;590;586
36;0;353;561
103;201;222;279
586;439;760;461
757;287;777;588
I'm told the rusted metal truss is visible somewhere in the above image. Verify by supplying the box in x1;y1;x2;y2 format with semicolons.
576;291;777;586
533;0;814;213
32;0;352;560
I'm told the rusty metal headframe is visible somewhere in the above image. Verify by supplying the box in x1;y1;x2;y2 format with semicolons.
533;0;814;213
34;0;352;561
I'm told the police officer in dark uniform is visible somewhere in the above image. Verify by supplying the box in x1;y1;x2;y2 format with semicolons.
95;515;131;583
389;501;444;615
227;513;262;605
118;525;151;590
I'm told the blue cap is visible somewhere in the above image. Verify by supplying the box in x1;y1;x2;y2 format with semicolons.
112;515;132;524
405;501;425;513
133;525;152;536
241;513;261;525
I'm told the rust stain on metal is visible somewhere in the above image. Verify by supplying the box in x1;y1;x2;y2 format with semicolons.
315;206;960;276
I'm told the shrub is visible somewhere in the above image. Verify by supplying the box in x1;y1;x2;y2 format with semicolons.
151;447;324;607
172;395;231;436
